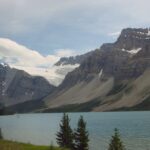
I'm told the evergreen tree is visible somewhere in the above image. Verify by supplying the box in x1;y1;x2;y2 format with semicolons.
56;113;74;149
0;128;3;139
74;116;89;150
108;128;125;150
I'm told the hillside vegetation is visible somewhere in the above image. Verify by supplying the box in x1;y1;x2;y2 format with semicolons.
0;140;67;150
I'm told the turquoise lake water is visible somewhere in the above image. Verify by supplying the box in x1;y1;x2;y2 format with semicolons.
0;112;150;150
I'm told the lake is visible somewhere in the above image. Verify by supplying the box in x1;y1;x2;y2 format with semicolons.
0;112;150;150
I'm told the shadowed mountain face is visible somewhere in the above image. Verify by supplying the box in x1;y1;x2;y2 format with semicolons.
114;28;150;50
0;64;55;107
56;28;150;89
43;28;150;112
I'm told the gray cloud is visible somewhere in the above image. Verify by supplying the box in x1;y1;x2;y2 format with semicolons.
1;0;150;34
0;0;150;53
0;38;77;68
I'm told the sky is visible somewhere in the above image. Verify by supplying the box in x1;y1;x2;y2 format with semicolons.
0;0;150;73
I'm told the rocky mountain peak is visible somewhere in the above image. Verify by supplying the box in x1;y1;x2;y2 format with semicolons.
115;28;150;50
57;28;150;90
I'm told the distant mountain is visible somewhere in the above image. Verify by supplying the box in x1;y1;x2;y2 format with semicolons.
43;28;150;112
45;50;94;86
55;51;93;66
0;64;55;107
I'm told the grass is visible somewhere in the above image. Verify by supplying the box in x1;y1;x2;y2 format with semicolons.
0;140;67;150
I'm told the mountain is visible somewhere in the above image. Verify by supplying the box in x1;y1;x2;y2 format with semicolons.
0;63;55;108
55;51;94;66
2;27;150;113
47;51;94;86
42;28;150;112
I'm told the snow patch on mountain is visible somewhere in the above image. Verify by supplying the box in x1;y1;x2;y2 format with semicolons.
99;69;103;79
10;64;80;86
147;29;150;36
0;62;8;67
122;48;142;54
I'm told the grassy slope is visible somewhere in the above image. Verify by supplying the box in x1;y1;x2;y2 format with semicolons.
0;140;67;150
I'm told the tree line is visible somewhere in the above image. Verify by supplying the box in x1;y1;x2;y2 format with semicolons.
56;113;126;150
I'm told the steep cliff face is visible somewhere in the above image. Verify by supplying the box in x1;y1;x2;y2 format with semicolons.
114;28;150;50
58;49;129;89
0;64;55;106
43;28;150;111
58;28;150;89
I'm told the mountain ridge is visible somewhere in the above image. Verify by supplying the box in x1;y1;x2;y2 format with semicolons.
43;28;150;112
1;27;150;113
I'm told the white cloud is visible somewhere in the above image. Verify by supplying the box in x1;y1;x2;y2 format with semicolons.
0;0;150;54
0;0;150;36
0;38;80;85
108;32;121;37
0;38;60;68
54;49;77;57
0;38;78;68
